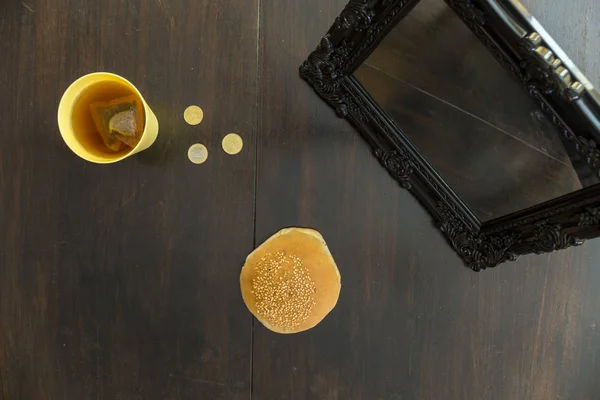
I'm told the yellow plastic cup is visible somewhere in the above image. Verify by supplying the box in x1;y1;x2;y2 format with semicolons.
57;72;159;163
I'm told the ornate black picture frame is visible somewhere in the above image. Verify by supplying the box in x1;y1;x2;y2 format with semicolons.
300;0;600;270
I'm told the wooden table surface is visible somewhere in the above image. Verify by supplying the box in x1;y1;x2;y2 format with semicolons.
0;0;599;399
524;0;600;86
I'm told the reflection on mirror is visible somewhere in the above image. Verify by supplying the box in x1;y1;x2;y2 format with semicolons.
355;0;599;221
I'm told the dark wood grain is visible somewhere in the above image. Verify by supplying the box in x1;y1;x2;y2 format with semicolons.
0;0;257;398
2;0;600;399
254;1;600;400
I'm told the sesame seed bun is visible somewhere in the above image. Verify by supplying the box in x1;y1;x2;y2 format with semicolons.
240;228;341;334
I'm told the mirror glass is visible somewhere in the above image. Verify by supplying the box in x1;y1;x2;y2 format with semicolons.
355;0;599;221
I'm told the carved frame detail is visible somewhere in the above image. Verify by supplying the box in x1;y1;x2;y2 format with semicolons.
300;0;600;270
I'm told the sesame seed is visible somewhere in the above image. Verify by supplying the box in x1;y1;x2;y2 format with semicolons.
251;251;317;332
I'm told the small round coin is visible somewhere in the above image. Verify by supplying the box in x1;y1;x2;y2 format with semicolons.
184;105;204;126
222;133;243;155
188;143;208;164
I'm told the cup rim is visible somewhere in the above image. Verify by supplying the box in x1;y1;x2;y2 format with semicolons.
57;72;151;164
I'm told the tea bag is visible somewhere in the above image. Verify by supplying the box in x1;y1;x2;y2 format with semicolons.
89;95;144;151
110;110;140;148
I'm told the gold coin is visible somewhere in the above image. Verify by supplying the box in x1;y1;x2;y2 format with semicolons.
222;133;243;155
184;105;204;125
188;143;208;164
